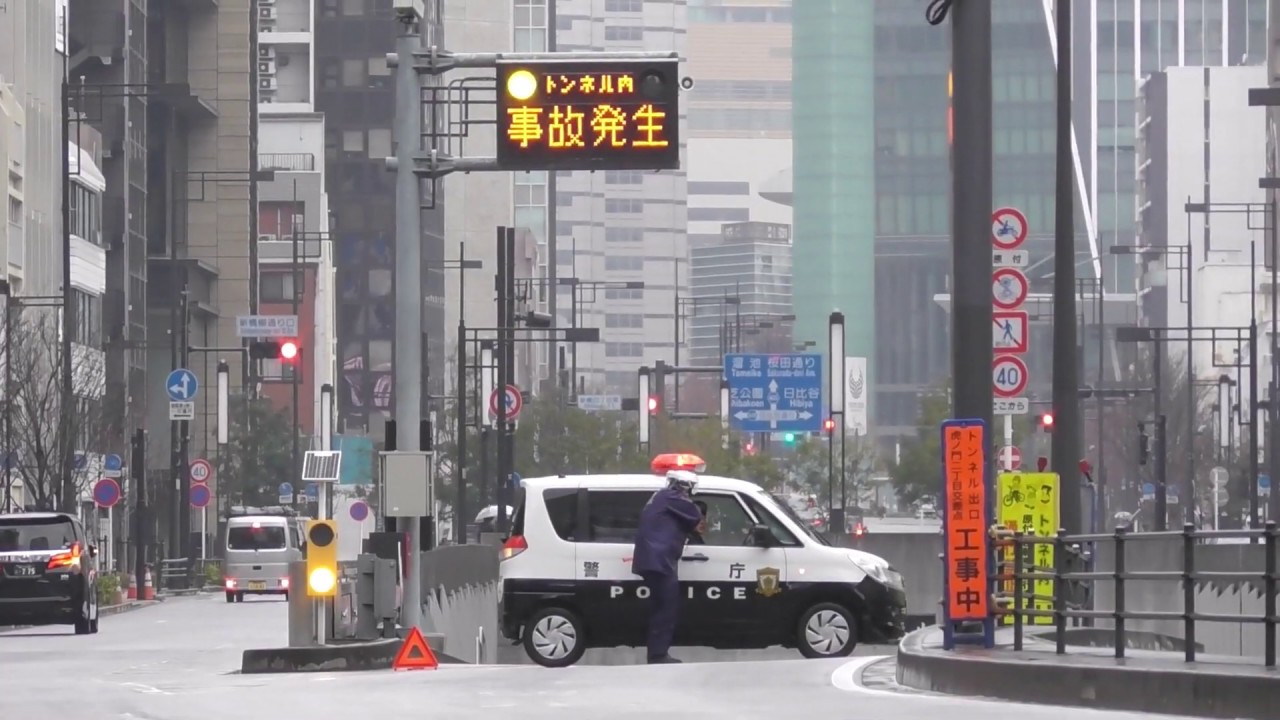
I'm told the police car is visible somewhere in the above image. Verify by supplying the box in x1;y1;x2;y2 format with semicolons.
499;454;907;667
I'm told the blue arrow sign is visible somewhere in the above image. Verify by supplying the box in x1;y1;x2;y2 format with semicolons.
166;368;199;402
724;353;823;433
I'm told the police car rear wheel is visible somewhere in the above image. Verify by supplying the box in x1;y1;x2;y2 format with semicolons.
796;602;857;658
523;606;586;668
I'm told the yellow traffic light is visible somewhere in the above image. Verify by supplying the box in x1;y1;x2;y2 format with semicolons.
506;69;537;101
305;520;338;598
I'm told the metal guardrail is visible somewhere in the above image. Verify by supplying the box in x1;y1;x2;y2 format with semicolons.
992;523;1279;667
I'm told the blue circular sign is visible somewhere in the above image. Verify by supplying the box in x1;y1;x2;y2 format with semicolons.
190;483;212;509
1260;474;1272;489
350;500;370;522
278;482;294;496
103;453;123;472
1141;482;1156;497
93;478;121;508
305;483;319;500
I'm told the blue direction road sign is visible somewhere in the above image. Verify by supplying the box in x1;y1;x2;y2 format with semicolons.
724;353;823;433
166;368;199;401
278;482;294;504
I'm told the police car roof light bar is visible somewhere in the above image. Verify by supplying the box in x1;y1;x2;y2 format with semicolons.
650;453;707;475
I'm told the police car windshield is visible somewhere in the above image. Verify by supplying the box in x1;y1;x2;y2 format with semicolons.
765;493;831;546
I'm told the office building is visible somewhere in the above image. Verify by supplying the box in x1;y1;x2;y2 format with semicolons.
317;0;447;434
257;0;338;451
549;0;689;397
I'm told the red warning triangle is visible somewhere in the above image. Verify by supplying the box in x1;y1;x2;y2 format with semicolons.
392;627;439;671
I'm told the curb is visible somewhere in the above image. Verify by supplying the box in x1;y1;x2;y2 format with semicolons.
895;627;1280;720
240;632;464;674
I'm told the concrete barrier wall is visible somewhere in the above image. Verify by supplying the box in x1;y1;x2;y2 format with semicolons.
417;544;501;663
1090;539;1272;657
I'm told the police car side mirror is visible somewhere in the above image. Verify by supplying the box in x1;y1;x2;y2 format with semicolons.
748;524;776;548
88;545;98;558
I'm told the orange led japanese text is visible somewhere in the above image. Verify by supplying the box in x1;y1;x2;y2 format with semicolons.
497;60;680;172
942;422;989;621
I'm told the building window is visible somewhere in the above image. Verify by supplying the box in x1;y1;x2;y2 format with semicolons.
72;290;100;346
342;59;366;87
605;170;643;185
260;272;296;303
688;207;749;222
605;198;643;214
688;181;750;195
605;227;642;243
605;313;643;329
604;26;644;42
605;288;643;300
605;0;642;11
260;358;298;382
514;0;548;51
605;342;643;357
68;183;100;245
604;256;643;271
367;129;392;159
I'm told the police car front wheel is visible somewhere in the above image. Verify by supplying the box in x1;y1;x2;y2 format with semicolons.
796;602;857;659
522;606;587;668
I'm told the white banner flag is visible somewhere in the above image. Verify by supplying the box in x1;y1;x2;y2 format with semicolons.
845;356;868;435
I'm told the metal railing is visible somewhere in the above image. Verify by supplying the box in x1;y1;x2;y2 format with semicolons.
992;523;1279;667
258;153;315;172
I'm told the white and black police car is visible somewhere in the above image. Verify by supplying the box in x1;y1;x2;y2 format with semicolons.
499;453;907;667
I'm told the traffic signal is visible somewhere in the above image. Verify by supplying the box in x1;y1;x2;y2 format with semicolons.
249;339;301;362
647;395;661;415
823;418;837;433
1039;412;1055;432
1137;422;1150;466
305;520;338;597
783;432;797;444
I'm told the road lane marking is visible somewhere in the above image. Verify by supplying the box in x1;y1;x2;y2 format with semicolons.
120;682;172;696
830;655;914;698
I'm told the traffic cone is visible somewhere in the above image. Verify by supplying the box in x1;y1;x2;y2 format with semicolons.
143;566;156;601
126;573;138;600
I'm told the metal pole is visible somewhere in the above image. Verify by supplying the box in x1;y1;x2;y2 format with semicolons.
1253;320;1262;529
496;227;510;532
503;228;517;520
393;10;425;629
1050;0;1082;534
455;321;467;544
291;182;301;507
674;278;681;412
1097;278;1107;520
1186;250;1195;525
131;428;146;603
1271;201;1280;522
178;278;191;566
546;1;559;396
60;80;74;514
1154;342;1167;530
3;296;10;512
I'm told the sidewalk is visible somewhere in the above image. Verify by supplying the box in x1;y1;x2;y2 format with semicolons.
1;597;160;633
897;625;1279;720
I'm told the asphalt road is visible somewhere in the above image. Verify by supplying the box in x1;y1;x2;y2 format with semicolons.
0;594;1208;720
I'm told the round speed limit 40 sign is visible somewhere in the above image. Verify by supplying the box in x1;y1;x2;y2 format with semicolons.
992;356;1028;398
189;458;213;484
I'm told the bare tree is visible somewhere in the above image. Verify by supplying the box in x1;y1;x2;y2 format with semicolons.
2;310;107;512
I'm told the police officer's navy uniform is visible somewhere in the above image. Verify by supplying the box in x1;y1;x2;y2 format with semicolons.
631;475;702;664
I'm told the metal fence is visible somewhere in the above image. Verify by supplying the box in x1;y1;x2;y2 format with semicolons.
993;523;1279;667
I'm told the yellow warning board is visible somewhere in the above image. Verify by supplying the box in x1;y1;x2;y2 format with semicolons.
996;472;1060;625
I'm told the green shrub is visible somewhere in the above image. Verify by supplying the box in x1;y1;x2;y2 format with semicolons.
96;573;121;606
203;562;223;587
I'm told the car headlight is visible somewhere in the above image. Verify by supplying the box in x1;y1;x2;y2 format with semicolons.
848;553;890;583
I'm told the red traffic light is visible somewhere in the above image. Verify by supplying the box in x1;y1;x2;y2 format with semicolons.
647;395;660;414
280;340;299;361
823;418;837;433
1039;412;1055;429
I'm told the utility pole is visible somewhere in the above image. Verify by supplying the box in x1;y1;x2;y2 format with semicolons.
1050;0;1083;534
131;428;147;601
495;227;516;532
392;4;424;630
947;2;994;436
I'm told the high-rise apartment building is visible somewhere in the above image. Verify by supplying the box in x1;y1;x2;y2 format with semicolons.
318;0;447;435
257;0;338;453
548;0;689;396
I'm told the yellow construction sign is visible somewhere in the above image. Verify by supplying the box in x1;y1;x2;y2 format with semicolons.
996;472;1059;625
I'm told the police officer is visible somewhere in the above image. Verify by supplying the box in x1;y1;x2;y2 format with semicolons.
631;469;705;664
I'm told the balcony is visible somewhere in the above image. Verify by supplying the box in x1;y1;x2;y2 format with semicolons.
6;221;21;271
259;153;315;172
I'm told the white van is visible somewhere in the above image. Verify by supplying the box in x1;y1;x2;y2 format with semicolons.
498;470;908;667
223;506;305;602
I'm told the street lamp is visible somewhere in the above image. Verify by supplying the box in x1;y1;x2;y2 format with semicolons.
216;361;229;446
828;311;846;533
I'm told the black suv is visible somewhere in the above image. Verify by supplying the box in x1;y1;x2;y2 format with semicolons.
0;512;100;634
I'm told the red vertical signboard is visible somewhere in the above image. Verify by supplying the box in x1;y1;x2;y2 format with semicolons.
941;420;989;623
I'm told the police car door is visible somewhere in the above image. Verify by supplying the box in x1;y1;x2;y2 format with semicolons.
679;491;788;644
576;486;654;648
